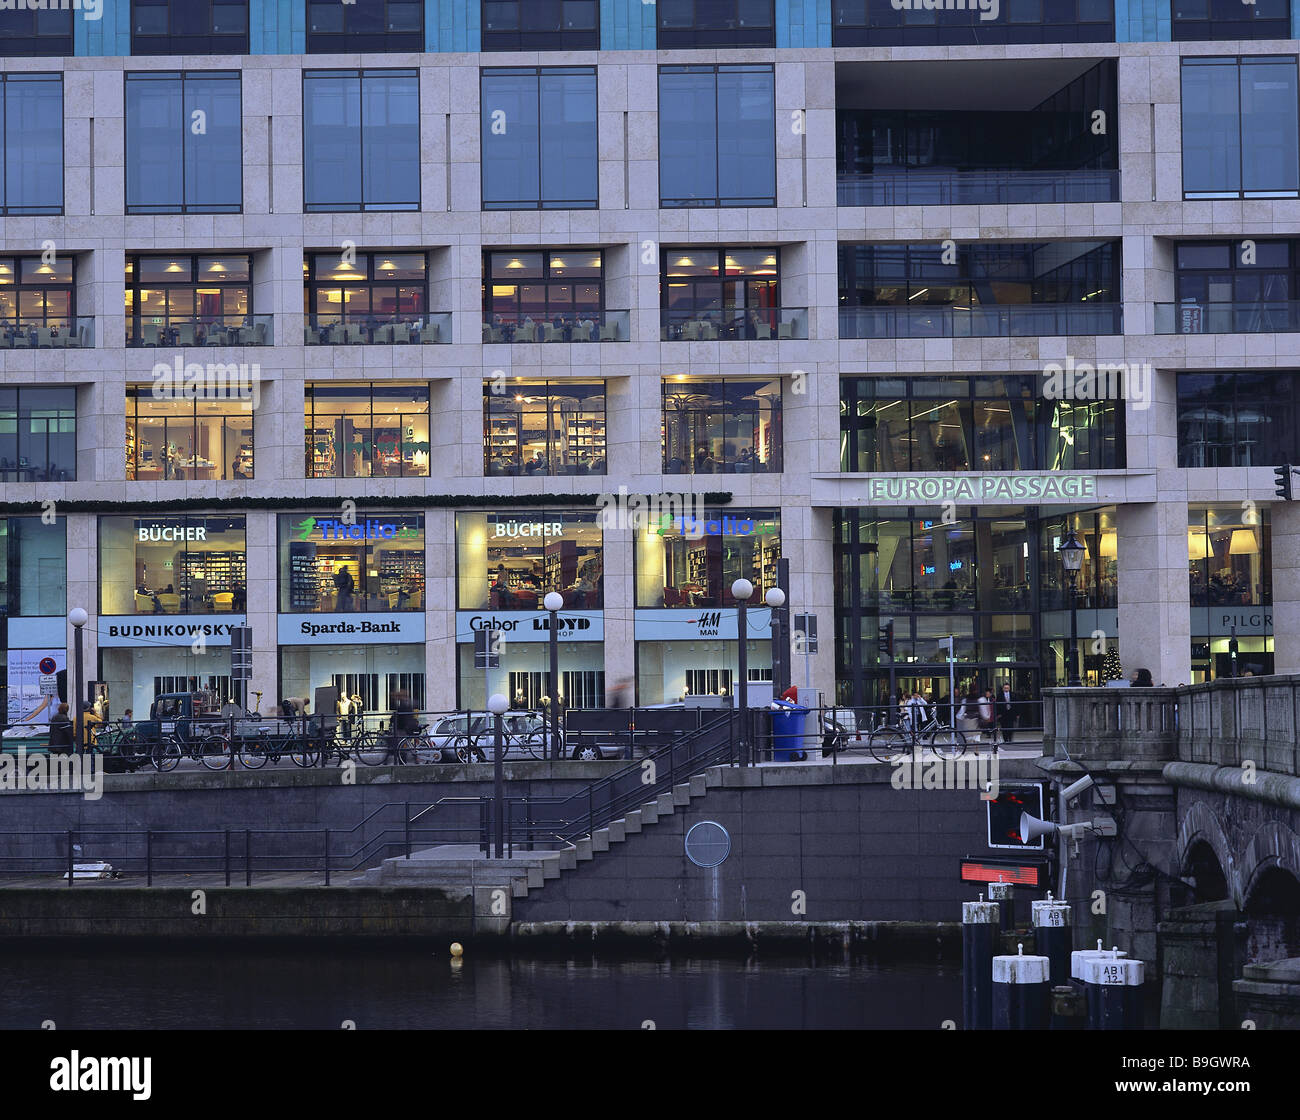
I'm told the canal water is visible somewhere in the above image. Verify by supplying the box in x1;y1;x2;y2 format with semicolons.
0;948;960;1030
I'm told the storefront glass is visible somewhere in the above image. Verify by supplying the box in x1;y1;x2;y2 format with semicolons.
99;515;246;615
279;512;424;613
635;509;781;608
0;516;65;615
637;640;773;705
1038;510;1119;610
483;380;605;476
100;646;233;723
305;383;431;478
457;643;604;710
1189;504;1272;682
280;643;426;715
662;377;782;474
126;385;254;481
456;511;603;610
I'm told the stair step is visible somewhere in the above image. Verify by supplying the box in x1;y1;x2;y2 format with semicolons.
689;774;707;798
575;838;594;861
511;878;530;898
624;810;643;833
607;820;626;843
641;803;660;825
592;828;610;852
656;792;676;815
671;783;691;807
559;850;577;871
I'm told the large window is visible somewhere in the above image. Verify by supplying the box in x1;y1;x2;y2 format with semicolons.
1177;372;1299;467
0;256;76;347
126;386;253;482
1173;0;1288;41
1038;511;1118;611
456;512;603;611
307;0;423;53
659;66;776;208
303;70;419;212
305;251;427;342
484;381;605;477
132;1;250;55
0;74;62;215
661;247;779;338
305;384;431;479
1182;57;1299;200
663;379;782;474
1189;507;1270;608
831;0;1112;45
0;8;72;57
840;376;1125;474
658;0;775;48
481;3;598;53
636;509;780;608
125;72;241;214
481;69;597;211
126;254;253;347
99;516;247;616
0;518;65;616
1174;239;1297;332
280;513;424;613
0;389;75;482
482;251;604;339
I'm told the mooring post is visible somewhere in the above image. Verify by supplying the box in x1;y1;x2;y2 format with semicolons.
962;895;999;1030
992;943;1051;1031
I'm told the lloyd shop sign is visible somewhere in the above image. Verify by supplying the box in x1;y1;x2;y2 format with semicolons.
98;616;246;647
456;611;604;643
278;613;426;645
635;608;774;642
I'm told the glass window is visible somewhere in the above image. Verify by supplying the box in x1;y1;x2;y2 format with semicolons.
1038;511;1118;611
661;247;779;336
1173;0;1289;41
0;7;72;56
0;255;77;344
481;1;599;52
0;518;66;617
483;250;605;334
304;250;428;340
1177;371;1299;467
1183;57;1299;200
307;0;423;52
0;388;76;482
125;254;252;347
125;72;241;214
1188;506;1270;608
456;512;603;611
831;0;1112;44
305;383;430;479
659;66;775;208
662;378;783;474
0;75;62;215
481;68;597;210
657;0;775;47
131;1;250;54
303;70;419;212
126;386;253;482
636;509;781;608
279;513;424;613
484;381;605;477
99;516;247;616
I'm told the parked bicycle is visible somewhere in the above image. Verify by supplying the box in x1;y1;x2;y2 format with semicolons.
866;706;967;762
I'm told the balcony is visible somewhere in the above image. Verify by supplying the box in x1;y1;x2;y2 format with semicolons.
0;317;94;349
128;316;273;347
306;313;451;345
660;308;808;341
1155;302;1300;335
837;170;1120;207
839;303;1121;339
482;310;629;344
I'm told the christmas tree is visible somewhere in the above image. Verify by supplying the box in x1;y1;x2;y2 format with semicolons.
1102;646;1123;682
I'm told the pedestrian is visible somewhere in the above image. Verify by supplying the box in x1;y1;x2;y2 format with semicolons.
979;689;997;742
1130;668;1155;687
956;687;982;733
997;681;1016;744
607;679;633;709
47;702;74;755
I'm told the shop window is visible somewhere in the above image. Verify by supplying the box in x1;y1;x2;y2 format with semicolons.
481;68;598;210
1039;512;1119;611
279;648;427;715
307;0;423;52
99;516;246;616
635;509;780;608
481;1;598;51
303;69;420;212
126;254;253;347
1172;0;1289;43
0;517;65;616
0;8;72;56
657;0;775;48
305;384;430;479
659;65;776;208
1188;507;1270;608
662;378;782;474
131;0;250;55
125;72;242;214
0;74;62;214
304;252;428;342
279;513;425;613
0;388;76;482
661;248;780;338
456;512;604;611
482;250;605;340
126;386;253;482
1177;372;1299;467
484;381;605;477
1174;239;1297;332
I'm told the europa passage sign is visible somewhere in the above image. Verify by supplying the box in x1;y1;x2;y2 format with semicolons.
863;475;1098;503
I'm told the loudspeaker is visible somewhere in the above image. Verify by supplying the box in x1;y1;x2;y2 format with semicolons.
1019;812;1058;843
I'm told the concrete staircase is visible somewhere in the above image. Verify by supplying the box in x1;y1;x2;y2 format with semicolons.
351;767;723;928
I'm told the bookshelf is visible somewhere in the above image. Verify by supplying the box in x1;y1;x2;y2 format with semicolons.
177;550;246;593
565;417;604;457
544;540;578;592
310;428;335;477
288;543;319;610
378;549;424;608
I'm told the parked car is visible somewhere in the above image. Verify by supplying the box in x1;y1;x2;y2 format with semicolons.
421;711;558;762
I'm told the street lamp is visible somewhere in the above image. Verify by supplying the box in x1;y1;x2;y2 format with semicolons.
1058;531;1085;687
765;587;786;699
68;607;88;754
732;579;753;764
543;591;564;761
487;692;509;858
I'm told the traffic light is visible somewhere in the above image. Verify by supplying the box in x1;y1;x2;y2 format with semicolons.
986;783;1046;850
1276;465;1294;501
877;620;894;658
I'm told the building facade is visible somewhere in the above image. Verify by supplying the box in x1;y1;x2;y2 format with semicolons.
0;0;1298;722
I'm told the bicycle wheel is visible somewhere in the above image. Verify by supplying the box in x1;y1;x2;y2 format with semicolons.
236;737;269;769
867;727;910;764
395;735;428;765
927;726;967;759
289;737;320;768
151;737;181;773
199;733;232;771
355;731;391;766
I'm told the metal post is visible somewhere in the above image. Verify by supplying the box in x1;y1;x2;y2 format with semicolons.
324;828;331;886
992;944;1052;1030
245;829;251;887
146;830;153;887
1031;895;1072;987
737;597;749;765
66;829;73;888
549;611;560;761
404;801;411;859
962;897;999;1030
224;828;231;887
493;711;504;859
1067;571;1081;687
73;623;84;755
774;557;790;695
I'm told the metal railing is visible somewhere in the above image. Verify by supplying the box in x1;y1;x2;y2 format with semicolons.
839;302;1121;339
0;316;94;349
660;307;808;341
127;315;273;347
1154;301;1300;335
306;311;451;345
482;310;629;343
837;169;1120;207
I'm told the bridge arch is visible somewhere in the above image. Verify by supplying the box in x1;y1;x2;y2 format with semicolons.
1241;821;1300;915
1177;801;1238;906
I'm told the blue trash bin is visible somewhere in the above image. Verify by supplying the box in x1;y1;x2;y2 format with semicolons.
770;700;810;762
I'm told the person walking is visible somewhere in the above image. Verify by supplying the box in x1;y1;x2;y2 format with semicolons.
979;689;997;743
997;681;1016;744
47;702;74;756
